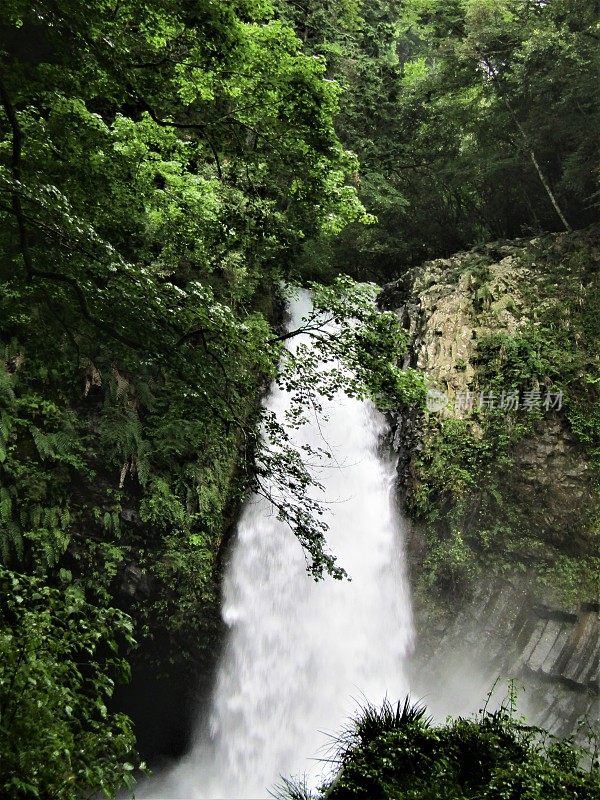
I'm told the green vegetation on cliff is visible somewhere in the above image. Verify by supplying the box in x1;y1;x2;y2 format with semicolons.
381;228;600;605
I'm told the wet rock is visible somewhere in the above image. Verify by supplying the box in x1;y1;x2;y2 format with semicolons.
379;231;598;549
410;574;599;740
120;562;151;599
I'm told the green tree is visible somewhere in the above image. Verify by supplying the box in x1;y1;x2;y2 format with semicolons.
282;0;600;280
0;0;389;604
0;567;137;799
0;1;418;791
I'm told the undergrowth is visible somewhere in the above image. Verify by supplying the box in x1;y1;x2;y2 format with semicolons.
277;694;600;800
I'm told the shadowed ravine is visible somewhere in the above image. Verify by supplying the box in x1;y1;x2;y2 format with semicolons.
140;291;414;798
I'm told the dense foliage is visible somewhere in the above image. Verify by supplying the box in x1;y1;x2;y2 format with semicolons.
0;1;418;795
280;697;600;800
281;0;600;279
0;567;136;799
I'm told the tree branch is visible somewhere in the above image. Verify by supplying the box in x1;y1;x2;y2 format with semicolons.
267;315;335;344
0;75;34;279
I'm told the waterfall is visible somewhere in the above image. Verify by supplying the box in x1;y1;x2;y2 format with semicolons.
141;289;414;799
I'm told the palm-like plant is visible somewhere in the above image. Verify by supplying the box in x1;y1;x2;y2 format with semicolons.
333;696;432;763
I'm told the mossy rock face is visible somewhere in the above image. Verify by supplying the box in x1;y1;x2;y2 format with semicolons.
509;418;596;554
379;227;600;740
380;225;600;607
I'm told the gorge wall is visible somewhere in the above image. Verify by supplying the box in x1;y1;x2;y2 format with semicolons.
379;226;600;736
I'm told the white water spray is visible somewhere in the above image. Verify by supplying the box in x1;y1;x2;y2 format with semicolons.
142;290;414;799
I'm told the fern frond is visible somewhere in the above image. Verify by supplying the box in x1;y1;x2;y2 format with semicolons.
0;487;12;523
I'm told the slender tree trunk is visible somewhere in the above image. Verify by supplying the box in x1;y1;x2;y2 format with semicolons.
523;142;572;231
482;57;572;232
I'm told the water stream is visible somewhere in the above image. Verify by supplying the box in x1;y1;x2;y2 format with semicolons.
142;290;414;799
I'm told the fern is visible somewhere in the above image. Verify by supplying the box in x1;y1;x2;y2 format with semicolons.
0;411;12;463
99;407;146;461
43;507;59;530
26;504;43;529
0;490;24;562
26;527;70;568
0;362;15;403
135;440;152;487
30;427;77;460
0;487;11;524
59;507;71;528
102;511;121;536
1;521;24;563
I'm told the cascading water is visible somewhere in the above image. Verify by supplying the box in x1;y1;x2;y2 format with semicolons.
142;290;414;799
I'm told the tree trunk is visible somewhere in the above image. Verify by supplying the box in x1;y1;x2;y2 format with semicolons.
482;57;572;232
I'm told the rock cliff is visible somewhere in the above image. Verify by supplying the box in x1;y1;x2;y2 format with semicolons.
379;226;600;736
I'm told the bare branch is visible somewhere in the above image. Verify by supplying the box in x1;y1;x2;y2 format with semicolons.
267;315;336;344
